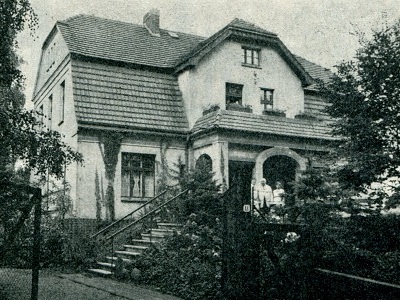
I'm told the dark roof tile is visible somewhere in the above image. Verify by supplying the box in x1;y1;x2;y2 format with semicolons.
59;15;205;68
193;110;336;140
72;60;188;133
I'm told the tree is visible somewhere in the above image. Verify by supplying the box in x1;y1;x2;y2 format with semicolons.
1;0;82;179
323;20;400;196
1;0;82;258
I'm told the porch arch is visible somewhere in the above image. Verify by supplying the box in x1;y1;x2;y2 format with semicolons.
253;147;307;182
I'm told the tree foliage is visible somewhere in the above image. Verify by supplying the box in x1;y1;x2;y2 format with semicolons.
1;0;82;258
0;0;82;181
323;20;400;192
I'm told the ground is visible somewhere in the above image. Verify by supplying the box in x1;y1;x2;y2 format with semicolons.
0;268;182;300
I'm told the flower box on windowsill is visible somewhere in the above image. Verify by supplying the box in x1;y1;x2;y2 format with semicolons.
262;109;286;117
227;103;253;113
294;112;319;121
203;105;220;116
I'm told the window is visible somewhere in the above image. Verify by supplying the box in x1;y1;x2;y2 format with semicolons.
38;104;44;129
48;95;53;130
243;47;260;66
121;153;155;199
260;88;274;109
59;81;65;125
226;83;243;106
195;154;212;173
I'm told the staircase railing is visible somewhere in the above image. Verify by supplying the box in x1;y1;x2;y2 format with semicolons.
107;189;189;241
90;190;168;239
93;188;189;267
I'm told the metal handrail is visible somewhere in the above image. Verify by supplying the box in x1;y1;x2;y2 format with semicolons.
106;189;189;241
91;190;168;239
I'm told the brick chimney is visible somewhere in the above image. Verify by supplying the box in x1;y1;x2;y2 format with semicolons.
143;9;160;37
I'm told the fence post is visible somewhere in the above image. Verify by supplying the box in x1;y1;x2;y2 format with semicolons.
31;188;42;300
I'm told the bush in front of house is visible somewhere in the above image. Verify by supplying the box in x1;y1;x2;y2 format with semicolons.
131;163;224;300
258;204;400;299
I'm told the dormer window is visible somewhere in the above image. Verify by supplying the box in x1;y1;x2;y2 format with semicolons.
260;88;274;109
226;83;243;106
242;47;260;67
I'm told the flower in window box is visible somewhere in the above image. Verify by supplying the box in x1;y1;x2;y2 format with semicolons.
227;103;253;113
203;104;220;115
262;109;286;117
294;112;319;120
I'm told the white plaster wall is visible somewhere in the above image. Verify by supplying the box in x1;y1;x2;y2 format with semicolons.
178;40;305;128
76;135;186;219
33;57;79;214
35;27;70;95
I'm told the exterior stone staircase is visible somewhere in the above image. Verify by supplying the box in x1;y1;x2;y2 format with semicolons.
88;222;182;277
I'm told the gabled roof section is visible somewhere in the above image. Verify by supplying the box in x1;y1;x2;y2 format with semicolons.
193;110;337;141
175;18;314;86
72;60;188;133
56;14;205;69
52;14;331;85
294;55;334;91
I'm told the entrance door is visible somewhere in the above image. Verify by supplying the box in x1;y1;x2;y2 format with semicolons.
229;161;254;202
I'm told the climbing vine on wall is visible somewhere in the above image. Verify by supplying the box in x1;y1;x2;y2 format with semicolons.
102;132;123;221
94;169;105;224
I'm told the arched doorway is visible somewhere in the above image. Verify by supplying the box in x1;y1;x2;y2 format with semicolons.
263;155;298;204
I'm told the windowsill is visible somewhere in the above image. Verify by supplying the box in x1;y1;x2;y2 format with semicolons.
121;197;154;203
241;63;261;69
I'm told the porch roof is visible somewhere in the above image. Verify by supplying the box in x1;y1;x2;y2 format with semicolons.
192;110;337;141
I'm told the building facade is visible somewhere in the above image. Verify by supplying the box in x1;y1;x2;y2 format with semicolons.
33;9;335;220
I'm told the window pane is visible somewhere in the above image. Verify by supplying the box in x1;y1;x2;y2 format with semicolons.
246;50;252;64
253;51;259;65
121;170;130;197
144;171;155;197
131;172;141;197
142;157;154;169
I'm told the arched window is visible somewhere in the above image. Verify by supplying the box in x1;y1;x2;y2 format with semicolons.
195;154;212;172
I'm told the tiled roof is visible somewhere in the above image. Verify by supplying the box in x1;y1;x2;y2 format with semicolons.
193;110;336;141
57;15;328;84
229;18;277;37
58;15;205;68
294;55;333;91
72;60;188;133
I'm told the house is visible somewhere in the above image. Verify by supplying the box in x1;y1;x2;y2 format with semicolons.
33;9;335;221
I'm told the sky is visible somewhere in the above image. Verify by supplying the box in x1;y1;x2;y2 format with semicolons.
17;0;400;109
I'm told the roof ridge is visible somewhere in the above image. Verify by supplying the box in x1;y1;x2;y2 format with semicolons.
62;14;206;40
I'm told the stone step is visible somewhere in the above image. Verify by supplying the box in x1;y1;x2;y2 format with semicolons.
123;244;148;253
157;222;183;230
130;239;157;246
115;250;141;258
141;233;169;241
149;228;177;235
88;268;113;277
106;256;132;264
96;261;115;270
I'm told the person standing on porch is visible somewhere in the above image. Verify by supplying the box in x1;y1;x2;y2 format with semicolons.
272;181;285;207
254;178;273;211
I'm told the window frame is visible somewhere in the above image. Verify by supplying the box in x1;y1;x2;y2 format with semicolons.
226;82;244;106
59;81;65;125
48;94;53;130
242;46;261;68
260;88;274;110
121;153;156;201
